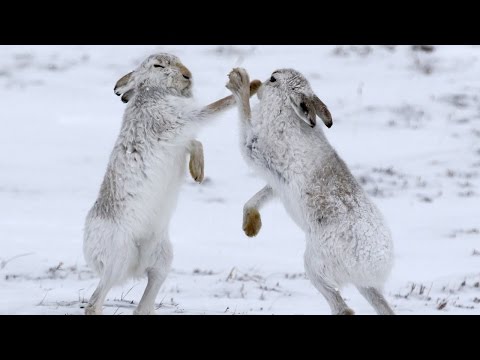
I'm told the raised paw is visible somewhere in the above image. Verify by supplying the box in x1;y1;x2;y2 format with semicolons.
189;141;204;183
243;208;262;237
226;68;250;95
189;155;204;183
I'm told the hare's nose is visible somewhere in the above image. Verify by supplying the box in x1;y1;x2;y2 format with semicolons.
177;63;192;81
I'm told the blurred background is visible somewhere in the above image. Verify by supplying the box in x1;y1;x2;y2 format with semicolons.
0;45;479;314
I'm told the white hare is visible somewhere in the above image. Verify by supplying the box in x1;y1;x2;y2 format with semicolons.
226;68;394;315
83;54;260;315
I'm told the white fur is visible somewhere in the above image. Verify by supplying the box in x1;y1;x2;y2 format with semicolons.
228;68;395;315
83;54;220;315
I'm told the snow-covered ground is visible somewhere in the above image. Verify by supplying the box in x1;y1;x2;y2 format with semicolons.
0;45;479;315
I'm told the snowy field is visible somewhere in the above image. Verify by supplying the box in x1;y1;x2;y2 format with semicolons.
0;45;479;315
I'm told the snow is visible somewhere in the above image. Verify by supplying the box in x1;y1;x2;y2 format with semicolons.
0;45;479;315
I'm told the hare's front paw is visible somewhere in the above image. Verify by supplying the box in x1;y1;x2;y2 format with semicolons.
226;68;250;95
243;208;262;237
189;152;204;183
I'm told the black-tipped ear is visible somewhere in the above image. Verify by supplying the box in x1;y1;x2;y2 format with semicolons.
289;93;316;128
121;89;135;103
300;101;316;128
114;71;137;104
313;95;333;128
114;71;133;95
249;80;262;96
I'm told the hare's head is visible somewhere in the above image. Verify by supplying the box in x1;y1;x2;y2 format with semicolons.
258;69;332;128
114;53;193;102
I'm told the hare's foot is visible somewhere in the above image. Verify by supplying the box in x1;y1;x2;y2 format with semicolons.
336;308;355;315
133;307;158;315
357;286;395;315
305;255;355;316
243;208;262;237
85;275;117;315
133;239;172;316
85;304;102;315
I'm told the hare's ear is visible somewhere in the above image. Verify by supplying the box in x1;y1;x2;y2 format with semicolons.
121;89;135;103
288;92;317;128
249;80;262;96
313;95;333;128
114;71;135;102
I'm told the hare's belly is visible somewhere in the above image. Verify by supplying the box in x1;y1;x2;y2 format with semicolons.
127;150;187;230
274;183;309;232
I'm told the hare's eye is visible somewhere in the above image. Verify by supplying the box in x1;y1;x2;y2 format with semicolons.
154;64;165;68
270;76;276;82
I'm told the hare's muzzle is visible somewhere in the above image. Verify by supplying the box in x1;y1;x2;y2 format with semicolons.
178;64;192;80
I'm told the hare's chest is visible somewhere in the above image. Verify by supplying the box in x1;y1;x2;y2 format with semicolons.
243;127;291;184
244;131;271;167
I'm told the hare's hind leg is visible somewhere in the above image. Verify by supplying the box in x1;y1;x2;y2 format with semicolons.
357;286;395;315
85;266;122;315
304;251;354;315
307;273;354;315
85;280;111;315
133;237;173;315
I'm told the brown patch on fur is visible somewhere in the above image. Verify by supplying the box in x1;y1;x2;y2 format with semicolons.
243;208;262;237
306;151;362;224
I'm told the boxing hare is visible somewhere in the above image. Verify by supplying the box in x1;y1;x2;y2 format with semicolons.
226;67;394;315
83;54;260;315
